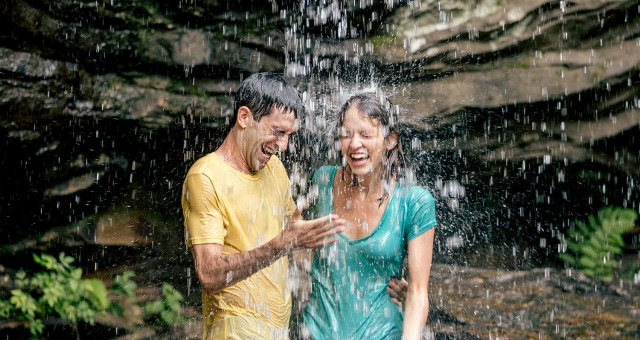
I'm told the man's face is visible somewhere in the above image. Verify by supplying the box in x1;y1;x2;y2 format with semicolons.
242;107;298;173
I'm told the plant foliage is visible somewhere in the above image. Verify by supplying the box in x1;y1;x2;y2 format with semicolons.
0;253;108;337
143;283;187;329
559;206;638;281
0;253;187;338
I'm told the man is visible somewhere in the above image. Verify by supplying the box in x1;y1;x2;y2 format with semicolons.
181;72;346;339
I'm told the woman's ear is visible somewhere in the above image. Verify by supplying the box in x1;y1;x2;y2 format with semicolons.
236;106;253;129
385;132;399;150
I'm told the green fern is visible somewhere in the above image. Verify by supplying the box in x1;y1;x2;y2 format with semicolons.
559;206;638;281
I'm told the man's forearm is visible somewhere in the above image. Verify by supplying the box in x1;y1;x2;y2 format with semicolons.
194;214;344;293
195;235;289;293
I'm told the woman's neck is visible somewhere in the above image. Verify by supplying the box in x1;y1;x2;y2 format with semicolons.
341;167;387;198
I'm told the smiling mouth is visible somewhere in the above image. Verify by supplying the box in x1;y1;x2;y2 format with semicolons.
261;145;275;159
350;153;369;163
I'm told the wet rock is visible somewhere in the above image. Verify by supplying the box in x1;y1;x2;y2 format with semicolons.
428;263;639;338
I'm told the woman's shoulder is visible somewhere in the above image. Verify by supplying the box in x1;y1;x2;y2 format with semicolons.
396;183;435;204
314;164;339;174
312;165;339;184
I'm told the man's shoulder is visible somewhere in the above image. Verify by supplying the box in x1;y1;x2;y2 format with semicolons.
187;152;223;176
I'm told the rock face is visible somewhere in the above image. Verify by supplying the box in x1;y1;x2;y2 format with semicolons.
426;263;639;339
359;0;640;264
0;1;638;266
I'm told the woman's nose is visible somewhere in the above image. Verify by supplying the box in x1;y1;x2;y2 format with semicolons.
349;135;362;148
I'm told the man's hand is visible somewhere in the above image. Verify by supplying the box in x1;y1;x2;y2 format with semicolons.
192;214;345;294
387;277;408;308
279;214;346;251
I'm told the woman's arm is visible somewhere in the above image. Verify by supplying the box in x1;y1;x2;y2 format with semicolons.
402;227;435;340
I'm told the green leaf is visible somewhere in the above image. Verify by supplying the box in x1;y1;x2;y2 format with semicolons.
599;274;614;282
558;253;577;266
145;300;164;315
70;268;82;280
10;290;38;317
585;240;602;253
608;233;625;247
112;271;138;298
160;309;175;324
564;239;581;254
0;299;13;318
578;256;597;270
41;283;64;307
109;301;124;316
579;246;600;260
82;279;109;311
574;220;591;235
28;319;45;336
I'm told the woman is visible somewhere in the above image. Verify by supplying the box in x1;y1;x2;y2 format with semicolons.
300;92;437;339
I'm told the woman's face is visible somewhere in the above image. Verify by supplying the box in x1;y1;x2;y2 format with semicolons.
339;105;390;177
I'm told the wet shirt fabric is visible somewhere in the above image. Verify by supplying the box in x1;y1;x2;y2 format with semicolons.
302;165;436;339
181;152;297;340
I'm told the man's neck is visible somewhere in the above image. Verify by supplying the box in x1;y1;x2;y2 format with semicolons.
216;131;253;174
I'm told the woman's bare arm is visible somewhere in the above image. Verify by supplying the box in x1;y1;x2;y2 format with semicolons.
402;228;435;339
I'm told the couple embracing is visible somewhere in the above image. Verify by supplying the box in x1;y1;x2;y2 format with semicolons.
181;72;436;340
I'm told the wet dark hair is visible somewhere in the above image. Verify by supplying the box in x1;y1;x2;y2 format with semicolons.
338;91;407;206
232;72;305;124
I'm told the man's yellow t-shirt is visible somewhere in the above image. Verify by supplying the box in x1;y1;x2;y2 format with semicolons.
182;152;297;339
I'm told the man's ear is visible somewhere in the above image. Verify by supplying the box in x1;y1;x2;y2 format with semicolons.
385;132;399;150
236;106;253;129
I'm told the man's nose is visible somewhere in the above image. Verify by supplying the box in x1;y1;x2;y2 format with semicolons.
276;135;289;152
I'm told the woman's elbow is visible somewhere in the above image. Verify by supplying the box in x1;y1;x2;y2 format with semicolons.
407;286;430;307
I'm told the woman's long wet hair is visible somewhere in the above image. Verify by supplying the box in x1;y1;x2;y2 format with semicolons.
337;91;407;206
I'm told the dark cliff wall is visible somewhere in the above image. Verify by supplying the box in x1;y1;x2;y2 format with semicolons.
0;0;638;268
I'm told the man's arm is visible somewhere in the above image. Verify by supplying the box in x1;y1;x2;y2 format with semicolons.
386;277;408;307
192;213;345;293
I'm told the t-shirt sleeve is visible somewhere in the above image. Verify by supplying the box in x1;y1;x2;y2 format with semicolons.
309;166;334;218
405;186;437;241
271;156;298;218
181;172;226;247
311;166;332;190
285;181;298;219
